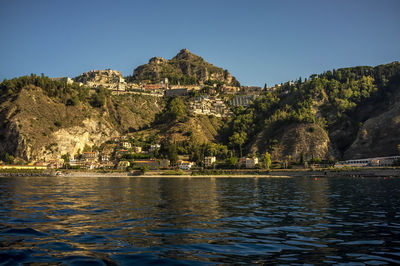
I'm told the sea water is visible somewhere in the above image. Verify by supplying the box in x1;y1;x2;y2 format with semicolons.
0;176;399;265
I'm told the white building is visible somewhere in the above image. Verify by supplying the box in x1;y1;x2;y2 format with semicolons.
179;161;194;170
121;142;132;149
335;156;400;168
149;144;161;153
100;154;110;162
245;157;259;168
204;156;216;167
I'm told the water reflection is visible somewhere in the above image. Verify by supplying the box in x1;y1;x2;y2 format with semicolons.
0;176;400;264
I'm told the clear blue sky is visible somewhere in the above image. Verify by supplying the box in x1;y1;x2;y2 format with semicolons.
1;0;399;86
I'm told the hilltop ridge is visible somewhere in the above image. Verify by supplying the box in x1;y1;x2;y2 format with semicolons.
131;49;240;86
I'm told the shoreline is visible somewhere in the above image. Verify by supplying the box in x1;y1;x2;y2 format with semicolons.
1;168;398;178
65;168;400;178
66;172;292;178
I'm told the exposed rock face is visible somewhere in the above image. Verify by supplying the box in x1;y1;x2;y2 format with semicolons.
251;123;336;161
47;118;115;161
0;86;115;161
0;85;163;162
344;101;400;159
74;69;127;90
149;57;167;64
132;49;240;86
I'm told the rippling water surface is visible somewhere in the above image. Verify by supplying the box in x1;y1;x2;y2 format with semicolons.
1;176;400;265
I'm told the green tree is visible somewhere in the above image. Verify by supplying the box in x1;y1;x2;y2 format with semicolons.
167;144;178;165
5;153;15;165
156;97;187;123
61;153;71;169
66;95;79;106
90;87;109;108
229;131;247;157
140;165;150;173
168;97;186;121
61;153;70;163
83;144;91;152
264;152;271;169
90;92;105;107
226;156;238;168
190;144;204;166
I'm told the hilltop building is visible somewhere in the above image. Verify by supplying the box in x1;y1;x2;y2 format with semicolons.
230;95;258;107
73;69;127;91
189;96;231;117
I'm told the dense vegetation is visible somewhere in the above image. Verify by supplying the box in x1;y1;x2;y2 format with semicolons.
1;74;87;104
224;62;400;158
0;74;112;109
154;97;187;124
151;96;233;166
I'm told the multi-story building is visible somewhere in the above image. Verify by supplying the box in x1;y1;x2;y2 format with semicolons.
121;142;132;149
204;156;216;167
238;157;259;168
189;97;230;117
82;152;98;161
245;157;259;168
230;95;258;107
149;144;161;153
100;154;110;163
335;156;400;167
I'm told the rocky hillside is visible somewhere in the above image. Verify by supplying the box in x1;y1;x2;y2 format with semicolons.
250;123;337;161
343;89;400;159
1;59;399;164
132;115;223;148
0;75;163;162
226;61;400;161
131;49;240;86
134;96;223;144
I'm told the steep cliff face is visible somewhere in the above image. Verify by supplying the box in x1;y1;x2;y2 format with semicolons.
45;118;116;162
132;49;240;86
344;100;400;159
0;85;163;162
0;86;115;161
250;123;336;161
